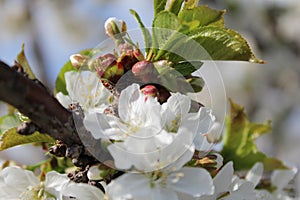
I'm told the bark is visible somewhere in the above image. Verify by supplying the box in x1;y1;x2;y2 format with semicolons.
0;60;80;145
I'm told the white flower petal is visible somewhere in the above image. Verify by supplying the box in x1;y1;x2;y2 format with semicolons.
188;107;215;151
191;107;215;134
62;182;104;200
118;83;162;130
224;181;256;200
206;122;223;143
1;166;39;190
87;165;102;181
107;173;151;200
255;190;273;200
271;168;297;191
171;167;214;197
163;93;191;116
44;171;69;199
56;92;72;108
164;140;195;172
213;162;234;197
151;187;178;200
245;162;263;187
118;83;141;122
213;153;224;170
63;71;110;113
84;112;127;140
108;128;195;172
272;190;294;200
0;166;39;199
84;112;107;140
162;93;191;130
195;135;213;154
107;143;137;170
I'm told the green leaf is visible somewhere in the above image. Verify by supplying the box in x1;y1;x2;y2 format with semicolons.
154;61;193;94
153;11;181;31
0;128;54;151
178;6;225;30
154;33;209;62
130;9;152;54
189;26;264;63
55;60;74;95
16;44;36;79
183;0;199;10
153;26;264;63
173;61;203;76
186;76;204;92
152;11;182;59
0;114;20;135
165;0;184;15
263;157;288;171
154;0;168;17
55;49;91;95
221;99;287;171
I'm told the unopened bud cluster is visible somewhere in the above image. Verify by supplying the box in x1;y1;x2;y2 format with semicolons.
68;17;206;106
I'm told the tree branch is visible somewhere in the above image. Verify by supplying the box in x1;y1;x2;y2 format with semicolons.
0;60;81;145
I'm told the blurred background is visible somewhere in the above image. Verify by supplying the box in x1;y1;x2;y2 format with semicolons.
0;0;299;195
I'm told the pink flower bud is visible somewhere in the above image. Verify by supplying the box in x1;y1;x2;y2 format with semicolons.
70;54;88;69
98;53;117;68
141;85;159;98
132;60;158;83
118;43;133;54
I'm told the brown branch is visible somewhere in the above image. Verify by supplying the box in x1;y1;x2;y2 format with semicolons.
0;60;81;145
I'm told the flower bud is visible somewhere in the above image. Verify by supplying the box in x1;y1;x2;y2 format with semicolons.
118;43;133;54
95;54;124;84
70;54;88;69
96;64;124;83
104;17;127;38
133;48;144;61
99;53;117;68
132;60;158;83
141;85;159;98
118;53;138;71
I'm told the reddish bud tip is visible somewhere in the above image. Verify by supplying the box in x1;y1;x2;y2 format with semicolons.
141;85;159;98
133;49;144;61
132;60;158;83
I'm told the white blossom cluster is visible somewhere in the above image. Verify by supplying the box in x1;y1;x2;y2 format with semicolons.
1;70;296;200
0;160;296;199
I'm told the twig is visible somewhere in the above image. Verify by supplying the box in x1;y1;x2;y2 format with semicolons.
0;60;80;145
